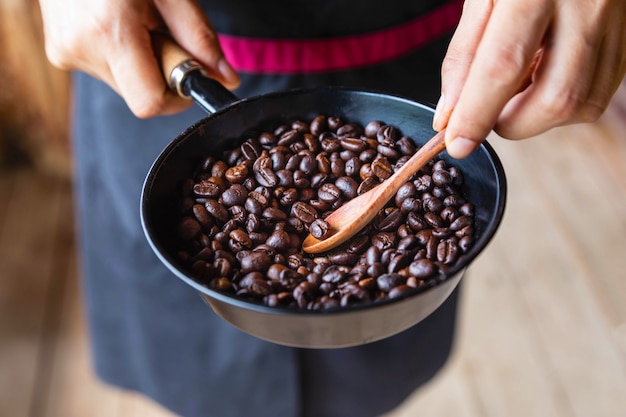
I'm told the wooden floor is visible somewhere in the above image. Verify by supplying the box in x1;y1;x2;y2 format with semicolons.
2;85;626;417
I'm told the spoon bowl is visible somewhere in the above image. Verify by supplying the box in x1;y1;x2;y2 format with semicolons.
302;130;446;253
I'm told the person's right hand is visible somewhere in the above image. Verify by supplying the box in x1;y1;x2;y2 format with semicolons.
38;0;240;118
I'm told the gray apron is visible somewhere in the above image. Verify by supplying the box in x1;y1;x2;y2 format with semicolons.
72;1;462;416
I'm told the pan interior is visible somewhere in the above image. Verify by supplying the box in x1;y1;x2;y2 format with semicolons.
141;87;506;313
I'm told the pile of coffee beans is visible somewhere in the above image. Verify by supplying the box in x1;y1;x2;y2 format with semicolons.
174;115;475;310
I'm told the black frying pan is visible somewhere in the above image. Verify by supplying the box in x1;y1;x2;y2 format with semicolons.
140;37;507;348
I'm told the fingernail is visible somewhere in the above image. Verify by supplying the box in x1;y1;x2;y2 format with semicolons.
432;94;446;131
446;136;477;159
218;58;239;86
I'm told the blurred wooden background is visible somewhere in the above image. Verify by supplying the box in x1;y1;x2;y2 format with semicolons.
0;0;71;178
1;2;625;417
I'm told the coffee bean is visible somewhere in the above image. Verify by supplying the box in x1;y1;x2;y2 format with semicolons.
193;178;223;197
310;218;330;240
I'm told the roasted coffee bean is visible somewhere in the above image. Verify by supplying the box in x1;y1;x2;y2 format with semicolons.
192;204;213;229
239;272;273;296
344;157;361;177
459;235;474;253
423;197;443;213
266;229;291;251
293;170;310;189
414;175;433;191
450;215;473;231
221;183;248;207
330;156;345;177
240;251;272;273
204;199;229;223
376;125;400;143
359;148;378;163
263;207;288;223
241;139;262;160
432;169;452;187
291;201;317;223
397;137;416;155
327;116;343;131
459;202;475;217
401;198;422;214
329;251;359;266
378;209;404;232
395;182;417;207
440;206;459;224
409;258;436;278
318;183;341;202
322;265;349;284
292;120;309;132
335;176;358;199
424;212;443;228
340;137;368;152
193;178;223;197
364;120;383;138
397;235;418;251
357;176;378;195
310;218;330;240
455;225;474;238
277;129;300;146
443;194;465;208
214;257;232;277
336;123;362;138
229;205;247;223
437;238;459;264
376;273;404;292
293;281;317;308
211;160;228;178
388;252;410;273
299;153;316;174
388;284;411;299
371;232;397;251
346;235;369;254
310;115;327;135
371;158;394;180
229;228;252;250
253;155;278;187
275;169;294;187
321;137;342;153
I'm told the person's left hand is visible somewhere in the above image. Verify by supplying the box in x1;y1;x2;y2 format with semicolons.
434;0;626;158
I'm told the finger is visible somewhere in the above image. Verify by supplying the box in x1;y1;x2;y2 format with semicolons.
434;0;494;132
156;0;240;89
494;4;605;139
444;0;552;158
574;7;626;124
107;23;192;118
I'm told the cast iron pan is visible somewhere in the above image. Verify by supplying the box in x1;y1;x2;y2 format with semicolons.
140;37;507;348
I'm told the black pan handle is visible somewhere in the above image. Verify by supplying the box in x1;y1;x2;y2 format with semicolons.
152;33;239;114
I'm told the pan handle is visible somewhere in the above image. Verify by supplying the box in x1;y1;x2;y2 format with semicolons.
152;33;239;114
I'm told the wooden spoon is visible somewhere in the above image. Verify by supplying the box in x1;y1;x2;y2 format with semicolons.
302;129;446;254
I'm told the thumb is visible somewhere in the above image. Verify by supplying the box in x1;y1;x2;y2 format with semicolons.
156;0;240;90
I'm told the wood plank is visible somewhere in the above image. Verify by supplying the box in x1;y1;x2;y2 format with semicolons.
40;179;176;417
0;169;65;417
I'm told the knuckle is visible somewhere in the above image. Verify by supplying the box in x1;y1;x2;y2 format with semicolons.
577;100;607;123
537;86;587;125
190;29;223;62
480;44;528;87
130;96;166;119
